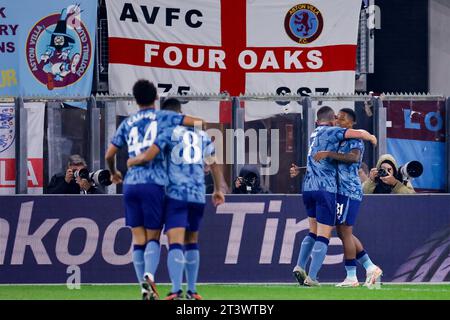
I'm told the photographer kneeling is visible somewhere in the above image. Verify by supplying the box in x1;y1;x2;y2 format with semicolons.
47;154;104;194
363;154;416;194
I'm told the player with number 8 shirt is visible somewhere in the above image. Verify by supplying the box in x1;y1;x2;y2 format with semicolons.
105;80;204;300
127;98;225;300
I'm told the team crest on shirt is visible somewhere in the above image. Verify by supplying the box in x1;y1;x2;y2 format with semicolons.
284;4;324;44
25;4;92;90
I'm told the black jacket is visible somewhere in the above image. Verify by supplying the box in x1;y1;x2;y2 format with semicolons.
46;172;103;194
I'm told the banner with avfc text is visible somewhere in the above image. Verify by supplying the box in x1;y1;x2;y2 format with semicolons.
385;100;446;192
0;1;97;97
0;195;448;284
106;0;361;122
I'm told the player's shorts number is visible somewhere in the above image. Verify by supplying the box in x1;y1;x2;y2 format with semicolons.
336;202;344;220
127;121;157;156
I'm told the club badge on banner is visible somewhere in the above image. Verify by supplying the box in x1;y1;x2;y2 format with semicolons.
0;0;97;99
0;1;96;193
107;0;361;122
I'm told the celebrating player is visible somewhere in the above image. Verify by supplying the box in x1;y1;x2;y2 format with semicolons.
313;108;383;288
291;106;377;286
127;98;225;300
105;80;203;300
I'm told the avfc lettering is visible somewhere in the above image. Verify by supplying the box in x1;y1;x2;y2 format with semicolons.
120;3;203;28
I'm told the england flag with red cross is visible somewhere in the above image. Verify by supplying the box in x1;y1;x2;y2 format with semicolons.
107;0;362;123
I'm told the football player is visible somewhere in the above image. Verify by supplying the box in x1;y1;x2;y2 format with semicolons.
127;98;224;300
105;80;203;300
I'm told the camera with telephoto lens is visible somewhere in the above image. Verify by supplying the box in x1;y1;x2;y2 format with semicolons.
73;168;112;186
397;161;423;182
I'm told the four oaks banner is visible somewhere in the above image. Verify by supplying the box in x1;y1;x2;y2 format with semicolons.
107;0;362;122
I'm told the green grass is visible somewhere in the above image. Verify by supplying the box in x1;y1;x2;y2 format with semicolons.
0;284;449;300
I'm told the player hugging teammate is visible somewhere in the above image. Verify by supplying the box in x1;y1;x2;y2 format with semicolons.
106;80;224;300
291;106;382;288
105;80;382;298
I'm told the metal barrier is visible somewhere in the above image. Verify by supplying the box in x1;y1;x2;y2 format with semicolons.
0;93;448;194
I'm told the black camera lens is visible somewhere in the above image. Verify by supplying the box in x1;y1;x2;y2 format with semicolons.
94;170;112;186
405;161;423;178
378;168;389;178
73;168;89;180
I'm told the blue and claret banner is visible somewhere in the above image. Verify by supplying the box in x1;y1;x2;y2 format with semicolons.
0;1;97;97
0;195;448;284
385;101;446;192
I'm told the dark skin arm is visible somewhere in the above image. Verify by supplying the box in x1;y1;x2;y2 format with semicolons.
126;116;205;169
127;144;161;168
209;161;225;207
127;145;225;206
105;144;123;184
345;129;377;146
182;116;204;129
314;149;361;164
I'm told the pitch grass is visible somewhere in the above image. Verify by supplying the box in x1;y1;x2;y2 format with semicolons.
0;284;449;300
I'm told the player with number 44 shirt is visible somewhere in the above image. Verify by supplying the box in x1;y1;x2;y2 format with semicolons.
127;98;225;300
105;80;203;300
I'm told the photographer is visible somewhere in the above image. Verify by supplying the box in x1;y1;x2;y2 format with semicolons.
363;154;415;194
232;165;268;194
47;154;103;194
